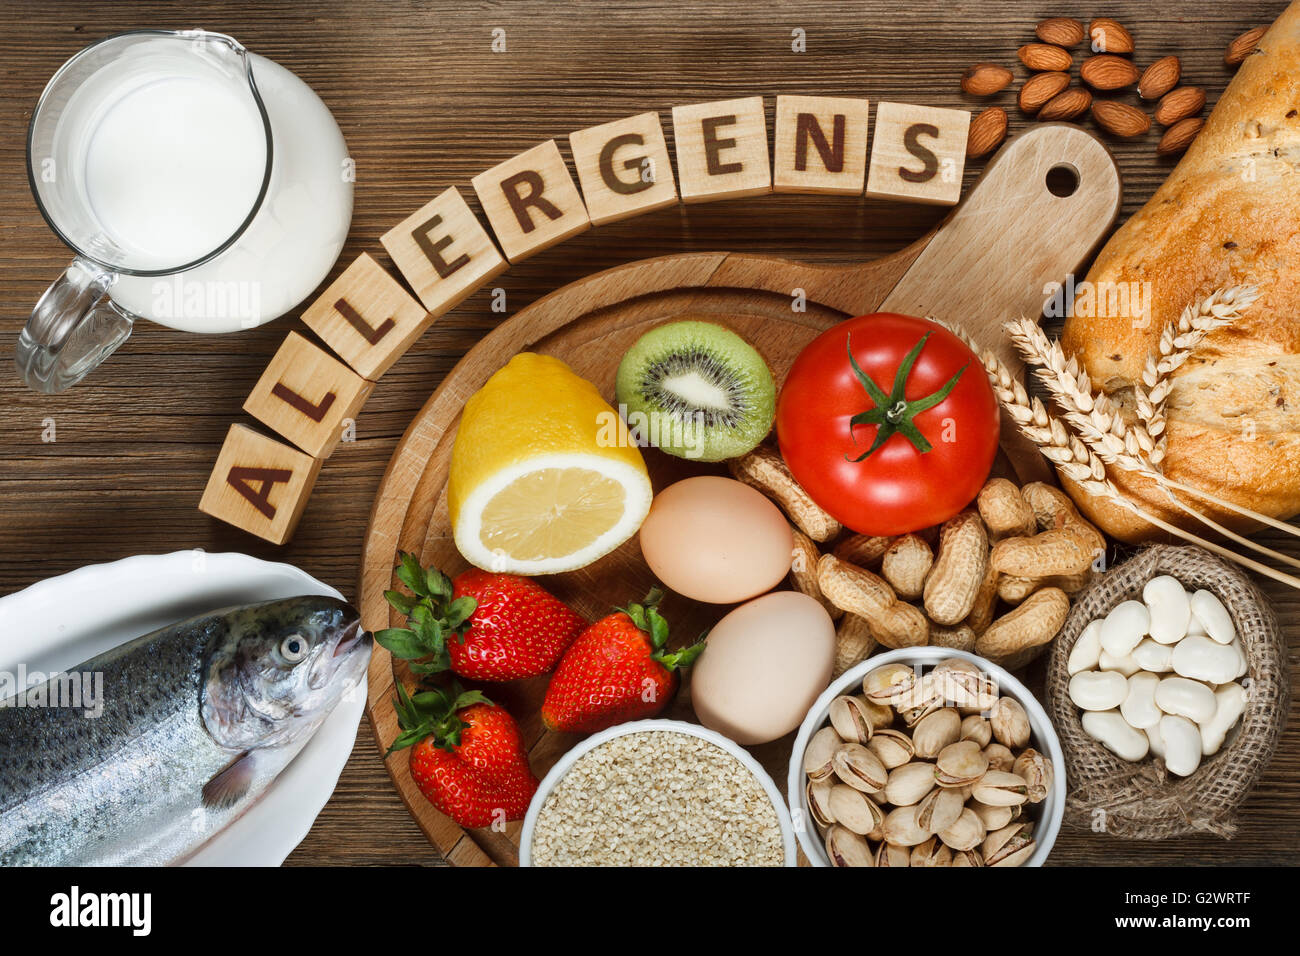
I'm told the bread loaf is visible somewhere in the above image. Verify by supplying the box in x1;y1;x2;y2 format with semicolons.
1060;3;1300;542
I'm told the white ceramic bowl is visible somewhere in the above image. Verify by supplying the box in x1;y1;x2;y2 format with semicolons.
787;648;1066;867
519;718;797;867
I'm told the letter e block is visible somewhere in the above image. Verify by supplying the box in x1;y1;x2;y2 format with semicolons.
671;97;772;203
243;332;373;459
199;425;322;545
569;112;678;225
300;253;430;381
472;141;591;262
773;95;871;195
381;186;507;315
865;102;969;206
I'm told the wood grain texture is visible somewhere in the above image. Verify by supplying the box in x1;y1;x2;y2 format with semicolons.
0;0;1293;867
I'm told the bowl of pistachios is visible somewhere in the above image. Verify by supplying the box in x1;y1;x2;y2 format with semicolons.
788;648;1065;867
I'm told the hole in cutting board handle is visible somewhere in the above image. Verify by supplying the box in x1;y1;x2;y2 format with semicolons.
1046;163;1081;197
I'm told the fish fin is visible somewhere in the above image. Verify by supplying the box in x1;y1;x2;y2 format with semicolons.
202;751;256;810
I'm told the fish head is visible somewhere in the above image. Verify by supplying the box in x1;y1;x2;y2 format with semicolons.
202;596;372;752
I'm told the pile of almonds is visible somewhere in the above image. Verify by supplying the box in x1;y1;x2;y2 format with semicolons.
962;17;1267;160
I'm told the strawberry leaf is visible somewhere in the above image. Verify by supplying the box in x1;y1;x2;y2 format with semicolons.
384;589;420;615
382;554;479;677
388;679;490;755
653;632;708;671
374;628;431;660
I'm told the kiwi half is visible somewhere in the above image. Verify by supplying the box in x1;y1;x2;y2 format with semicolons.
615;319;775;462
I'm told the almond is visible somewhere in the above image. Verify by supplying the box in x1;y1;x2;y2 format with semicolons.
1154;86;1206;125
1089;17;1134;54
1035;17;1085;48
1137;55;1181;100
1091;100;1151;138
961;62;1014;96
1157;117;1204;156
1080;54;1140;91
1017;43;1072;72
1038;87;1093;122
1018;71;1070;114
966;106;1008;158
1225;26;1267;66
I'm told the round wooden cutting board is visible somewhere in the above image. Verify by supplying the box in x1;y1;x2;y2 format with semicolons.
360;124;1122;866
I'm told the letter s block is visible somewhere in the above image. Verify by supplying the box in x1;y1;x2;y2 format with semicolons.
472;140;591;262
865;102;969;206
199;425;322;545
569;112;678;225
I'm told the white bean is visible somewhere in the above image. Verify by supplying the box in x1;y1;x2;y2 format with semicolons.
1200;682;1247;756
1120;672;1162;730
1142;575;1191;645
1171;633;1241;685
1068;620;1103;676
1100;600;1149;656
1160;715;1202;777
1229;637;1249;679
1082;710;1150;762
1189;589;1234;645
1154;676;1217;724
1145;724;1166;759
1069;670;1129;711
1099;650;1141;676
1131;638;1174;673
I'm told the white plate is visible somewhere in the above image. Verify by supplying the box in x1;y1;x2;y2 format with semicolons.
0;551;364;866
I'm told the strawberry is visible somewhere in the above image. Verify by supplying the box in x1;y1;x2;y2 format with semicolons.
378;551;586;681
389;682;538;828
541;589;706;733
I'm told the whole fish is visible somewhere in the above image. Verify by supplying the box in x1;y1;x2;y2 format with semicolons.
0;595;371;866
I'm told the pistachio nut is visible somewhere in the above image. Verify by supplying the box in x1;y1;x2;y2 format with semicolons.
950;848;985;867
912;707;962;758
982;821;1035;866
874;841;912;867
891;672;942;712
862;662;917;703
959;714;993;748
983;742;1016;773
881;804;932;847
934;740;990;787
884;761;937;807
970;798;1017;831
828;783;886;837
804;726;842;781
933;661;1000;711
867;728;916;769
825;824;875;867
989;697;1032;749
1012;748;1053;804
829;695;874;744
832;742;888;793
990;841;1036;867
971;769;1030;807
915;785;964;834
910;836;953;867
937;807;987;851
806;776;835;829
860;695;895;731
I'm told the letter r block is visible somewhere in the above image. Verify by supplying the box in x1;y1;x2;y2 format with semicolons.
472;140;591;262
199;425;322;545
865;102;969;206
671;96;772;203
569;112;678;225
773;95;871;195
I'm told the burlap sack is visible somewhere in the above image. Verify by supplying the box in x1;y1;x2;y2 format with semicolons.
1045;545;1287;840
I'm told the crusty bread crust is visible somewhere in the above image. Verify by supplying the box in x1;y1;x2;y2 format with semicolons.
1060;2;1300;542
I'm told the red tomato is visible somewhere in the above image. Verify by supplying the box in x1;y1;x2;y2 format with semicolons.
776;313;1000;536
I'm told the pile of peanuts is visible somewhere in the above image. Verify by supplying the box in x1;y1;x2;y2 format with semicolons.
730;448;1107;673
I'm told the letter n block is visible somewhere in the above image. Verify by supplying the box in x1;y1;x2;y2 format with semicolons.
671;96;772;203
865;102;969;206
381;186;508;315
243;332;373;458
199;425;322;545
300;253;430;381
569;112;678;225
773;95;871;195
472;140;591;262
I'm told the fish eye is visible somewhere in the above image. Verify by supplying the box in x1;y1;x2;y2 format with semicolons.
279;634;309;664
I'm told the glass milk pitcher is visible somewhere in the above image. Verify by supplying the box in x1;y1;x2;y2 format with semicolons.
19;29;353;392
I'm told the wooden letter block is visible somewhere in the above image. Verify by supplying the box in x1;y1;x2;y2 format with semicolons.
300;253;430;381
199;424;322;545
243;331;373;459
381;186;508;314
569;112;678;225
866;102;970;206
671;96;771;203
773;95;871;195
471;140;591;262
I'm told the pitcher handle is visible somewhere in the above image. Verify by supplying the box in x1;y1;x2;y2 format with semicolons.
16;257;136;393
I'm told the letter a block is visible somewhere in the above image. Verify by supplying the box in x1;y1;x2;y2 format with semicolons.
199;425;323;545
865;102;969;206
300;253;430;381
243;331;373;459
569;112;678;225
773;95;871;195
671;96;772;203
472;140;591;262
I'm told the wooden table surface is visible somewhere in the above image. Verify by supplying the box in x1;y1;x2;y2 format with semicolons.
1;0;1294;866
